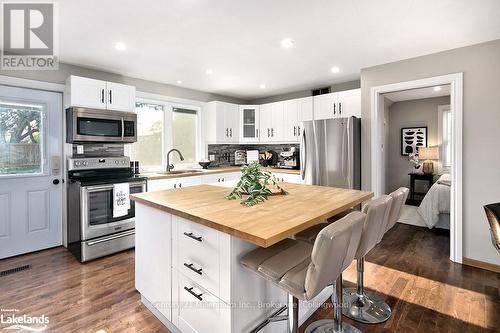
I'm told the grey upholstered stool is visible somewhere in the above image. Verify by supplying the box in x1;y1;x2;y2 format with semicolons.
240;212;366;333
384;187;409;232
294;209;356;243
342;195;393;324
484;203;500;254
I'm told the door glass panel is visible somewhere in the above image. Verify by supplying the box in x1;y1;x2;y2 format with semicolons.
77;117;121;137
87;185;142;226
172;108;197;164
243;109;255;124
0;101;44;175
243;125;255;138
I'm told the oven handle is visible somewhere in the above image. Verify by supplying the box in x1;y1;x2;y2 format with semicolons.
86;229;135;246
82;181;147;192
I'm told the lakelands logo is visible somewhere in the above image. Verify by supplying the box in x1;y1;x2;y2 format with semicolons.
1;313;49;332
1;1;59;70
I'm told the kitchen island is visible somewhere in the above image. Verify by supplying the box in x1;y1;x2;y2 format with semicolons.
131;183;372;333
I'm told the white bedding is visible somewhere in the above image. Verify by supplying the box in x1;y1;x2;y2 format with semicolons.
417;174;451;228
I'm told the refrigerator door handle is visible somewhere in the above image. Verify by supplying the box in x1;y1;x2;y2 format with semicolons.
300;127;306;181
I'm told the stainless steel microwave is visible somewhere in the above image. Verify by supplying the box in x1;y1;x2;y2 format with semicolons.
66;107;137;143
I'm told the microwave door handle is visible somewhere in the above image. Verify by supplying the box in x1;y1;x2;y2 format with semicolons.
121;117;124;141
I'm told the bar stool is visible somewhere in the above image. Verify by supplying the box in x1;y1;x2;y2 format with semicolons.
384;187;409;233
484;203;500;254
240;211;366;333
342;196;393;324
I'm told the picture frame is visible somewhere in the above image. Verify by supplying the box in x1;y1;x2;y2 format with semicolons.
401;126;428;156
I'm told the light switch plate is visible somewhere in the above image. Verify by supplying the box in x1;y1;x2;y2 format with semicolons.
209;154;215;161
76;145;84;154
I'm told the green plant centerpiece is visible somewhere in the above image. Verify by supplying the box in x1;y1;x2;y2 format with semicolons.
226;162;288;206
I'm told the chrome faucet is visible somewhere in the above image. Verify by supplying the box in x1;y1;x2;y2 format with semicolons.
166;149;184;172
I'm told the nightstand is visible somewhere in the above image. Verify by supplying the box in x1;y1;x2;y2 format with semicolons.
408;173;435;206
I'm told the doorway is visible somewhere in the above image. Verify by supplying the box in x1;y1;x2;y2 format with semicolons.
370;73;463;263
0;85;63;259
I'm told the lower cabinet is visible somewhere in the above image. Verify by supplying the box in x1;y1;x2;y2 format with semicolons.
201;172;240;184
147;176;202;191
271;172;302;184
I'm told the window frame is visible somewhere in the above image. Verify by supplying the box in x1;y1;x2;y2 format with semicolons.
129;97;202;172
437;104;451;173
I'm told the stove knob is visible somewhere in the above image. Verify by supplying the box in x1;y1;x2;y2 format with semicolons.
115;160;119;164
83;161;88;166
121;160;126;164
74;161;80;166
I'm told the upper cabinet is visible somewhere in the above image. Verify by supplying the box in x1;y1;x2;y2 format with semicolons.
205;101;240;143
313;89;360;120
239;105;260;142
283;96;313;141
260;102;284;142
66;76;136;112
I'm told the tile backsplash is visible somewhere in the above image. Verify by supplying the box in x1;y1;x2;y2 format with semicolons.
72;143;124;157
207;144;299;167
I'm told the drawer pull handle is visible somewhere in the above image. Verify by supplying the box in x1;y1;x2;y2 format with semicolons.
184;262;203;275
183;232;202;242
184;286;203;301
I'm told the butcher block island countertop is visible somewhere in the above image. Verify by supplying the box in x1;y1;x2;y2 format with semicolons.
131;183;373;247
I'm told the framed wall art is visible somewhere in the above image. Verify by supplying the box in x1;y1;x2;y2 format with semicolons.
401;126;427;156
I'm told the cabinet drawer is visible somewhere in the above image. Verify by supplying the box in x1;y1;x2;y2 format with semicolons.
176;217;220;295
174;272;231;333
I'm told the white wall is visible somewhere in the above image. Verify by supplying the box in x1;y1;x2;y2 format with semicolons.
361;38;500;265
386;96;450;193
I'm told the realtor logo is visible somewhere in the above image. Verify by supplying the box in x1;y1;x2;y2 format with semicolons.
1;2;58;70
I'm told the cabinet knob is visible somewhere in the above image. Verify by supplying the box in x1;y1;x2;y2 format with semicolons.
333;103;336;115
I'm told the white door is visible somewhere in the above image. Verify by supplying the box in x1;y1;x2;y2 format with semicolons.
337;89;361;118
259;103;272;142
240;105;260;142
68;76;106;109
106;82;136;112
224;103;239;143
313;93;338;120
0;85;63;259
298;96;313;122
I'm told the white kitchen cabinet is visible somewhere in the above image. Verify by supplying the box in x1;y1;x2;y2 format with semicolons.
202;172;240;184
135;204;173;321
283;99;299;142
298;96;314;122
313;89;360;120
337;88;361;118
105;81;137;112
239;105;260;142
147;176;202;192
205;102;239;143
65;76;106;109
65;75;136;112
272;172;303;184
259;102;284;142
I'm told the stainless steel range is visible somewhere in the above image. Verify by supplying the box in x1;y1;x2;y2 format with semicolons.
66;156;146;262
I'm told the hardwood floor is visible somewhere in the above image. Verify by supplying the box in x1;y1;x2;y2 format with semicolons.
0;223;498;332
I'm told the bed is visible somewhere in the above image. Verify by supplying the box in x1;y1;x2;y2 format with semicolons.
417;174;451;229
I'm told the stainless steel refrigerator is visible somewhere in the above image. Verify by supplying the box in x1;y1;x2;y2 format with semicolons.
300;117;361;189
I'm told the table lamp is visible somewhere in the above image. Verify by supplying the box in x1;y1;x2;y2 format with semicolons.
418;147;439;174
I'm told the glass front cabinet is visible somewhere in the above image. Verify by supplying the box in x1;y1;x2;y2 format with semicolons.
239;105;260;142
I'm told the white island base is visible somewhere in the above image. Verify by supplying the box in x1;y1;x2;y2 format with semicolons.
135;203;332;333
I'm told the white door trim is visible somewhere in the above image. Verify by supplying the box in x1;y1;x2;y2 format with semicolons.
0;75;65;92
370;73;463;263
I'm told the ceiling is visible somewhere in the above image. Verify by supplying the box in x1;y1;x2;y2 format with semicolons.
383;85;451;103
58;0;500;99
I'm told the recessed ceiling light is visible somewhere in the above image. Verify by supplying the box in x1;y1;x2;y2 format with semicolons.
176;80;183;84
259;83;266;89
115;42;127;51
433;86;442;92
206;68;213;75
281;38;295;49
331;66;340;73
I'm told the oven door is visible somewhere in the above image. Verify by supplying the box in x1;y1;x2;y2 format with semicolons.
68;108;137;143
80;181;146;240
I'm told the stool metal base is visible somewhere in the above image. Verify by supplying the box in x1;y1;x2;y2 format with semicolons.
305;319;362;333
342;288;391;324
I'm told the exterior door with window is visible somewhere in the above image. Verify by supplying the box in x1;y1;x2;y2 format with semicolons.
0;85;63;259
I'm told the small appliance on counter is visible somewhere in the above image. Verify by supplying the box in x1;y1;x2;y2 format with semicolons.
278;147;300;169
234;150;247;165
246;150;260;164
259;150;278;167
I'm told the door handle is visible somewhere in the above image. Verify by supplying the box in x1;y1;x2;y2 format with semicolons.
109;90;112;104
184;263;203;275
53;179;60;185
101;89;105;103
271;128;274;137
229;128;232;137
183;232;202;242
293;126;296;136
297;126;301;136
339;102;342;115
267;128;270;137
226;128;228;137
333;103;336;115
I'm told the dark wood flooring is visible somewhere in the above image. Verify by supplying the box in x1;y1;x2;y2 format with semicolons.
0;223;498;333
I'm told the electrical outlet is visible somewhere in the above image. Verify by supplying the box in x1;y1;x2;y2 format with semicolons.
209;154;215;161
